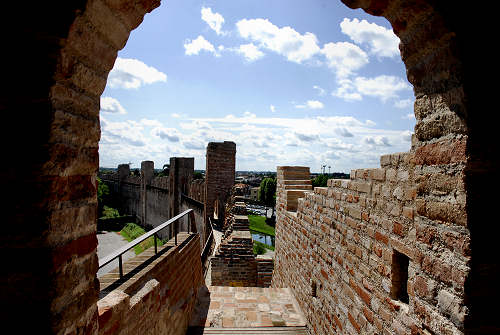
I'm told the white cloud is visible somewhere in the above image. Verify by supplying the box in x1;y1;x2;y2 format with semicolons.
235;43;265;61
152;127;182;142
332;78;363;101
295;132;319;142
236;18;321;64
340;18;400;58
183;139;206;150
354;75;411;102
243;111;257;118
394;98;413;109
201;7;225;35
313;85;326;96
321;42;369;78
107;58;167;89
364;135;391;146
295;100;324;109
100;117;146;147
333;75;411;102
270;105;276;113
100;96;127;114
401;130;413;142
139;119;163;127
336;127;354;137
184;35;218;56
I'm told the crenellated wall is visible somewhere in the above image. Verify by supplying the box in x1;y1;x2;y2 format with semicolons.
273;154;470;334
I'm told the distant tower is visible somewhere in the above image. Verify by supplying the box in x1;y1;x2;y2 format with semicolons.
204;141;236;226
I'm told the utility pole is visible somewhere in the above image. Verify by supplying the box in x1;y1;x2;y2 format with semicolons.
328;165;331;174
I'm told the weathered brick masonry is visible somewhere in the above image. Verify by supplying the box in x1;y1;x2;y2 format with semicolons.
211;199;274;287
3;0;497;334
205;141;236;225
273;157;470;334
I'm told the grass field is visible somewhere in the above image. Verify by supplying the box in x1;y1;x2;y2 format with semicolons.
248;215;275;236
120;222;165;255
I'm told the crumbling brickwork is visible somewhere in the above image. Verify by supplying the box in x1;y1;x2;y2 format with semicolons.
273;157;470;334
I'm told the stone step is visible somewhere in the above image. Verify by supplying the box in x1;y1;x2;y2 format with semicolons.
283;184;313;190
187;327;308;334
281;180;311;185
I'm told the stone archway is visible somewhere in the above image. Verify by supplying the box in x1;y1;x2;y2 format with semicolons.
1;0;496;334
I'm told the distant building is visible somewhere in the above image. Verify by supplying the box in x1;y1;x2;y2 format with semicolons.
250;187;260;201
234;183;250;196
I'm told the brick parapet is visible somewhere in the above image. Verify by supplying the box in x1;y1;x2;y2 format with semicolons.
273;155;470;334
97;233;202;335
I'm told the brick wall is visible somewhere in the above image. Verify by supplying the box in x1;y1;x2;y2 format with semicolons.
211;213;257;287
97;234;203;335
257;256;274;288
273;157;470;334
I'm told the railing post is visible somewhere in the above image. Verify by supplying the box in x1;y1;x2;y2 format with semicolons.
174;220;177;246
118;254;123;279
189;210;197;233
154;233;157;254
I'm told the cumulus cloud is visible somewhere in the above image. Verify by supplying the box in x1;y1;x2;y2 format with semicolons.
295;100;324;109
354;75;411;102
107;58;167;89
332;78;363;101
295;132;319;142
100;96;127;114
401;130;413;142
236;18;321;64
100;117;146;147
340;18;400;58
321;42;369;78
234;43;265;61
183;139;205;150
184;35;218;56
201;7;225;35
336;127;354;137
333;75;411;102
152;127;181;142
139;119;163;127
364;135;391;146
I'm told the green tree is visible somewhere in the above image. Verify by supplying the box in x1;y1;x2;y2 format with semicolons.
97;177;110;215
312;174;329;187
258;177;277;208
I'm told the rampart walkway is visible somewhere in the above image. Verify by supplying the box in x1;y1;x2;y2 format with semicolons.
187;286;306;334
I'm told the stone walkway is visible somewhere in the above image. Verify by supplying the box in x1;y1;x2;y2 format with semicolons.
188;286;306;332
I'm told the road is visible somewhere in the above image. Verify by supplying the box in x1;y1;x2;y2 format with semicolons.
96;231;136;277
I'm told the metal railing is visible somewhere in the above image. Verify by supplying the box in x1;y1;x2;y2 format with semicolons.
98;209;196;279
201;218;215;277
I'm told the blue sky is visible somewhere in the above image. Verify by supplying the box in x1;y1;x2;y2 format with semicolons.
99;0;415;172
